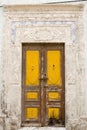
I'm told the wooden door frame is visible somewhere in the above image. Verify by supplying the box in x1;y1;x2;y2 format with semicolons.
21;43;65;127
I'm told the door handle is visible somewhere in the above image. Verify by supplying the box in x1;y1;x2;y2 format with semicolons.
44;85;48;88
39;74;48;80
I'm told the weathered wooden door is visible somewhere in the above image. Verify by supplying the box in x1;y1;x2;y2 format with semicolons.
22;43;65;126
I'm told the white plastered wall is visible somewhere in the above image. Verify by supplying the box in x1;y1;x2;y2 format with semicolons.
0;4;86;130
0;1;87;130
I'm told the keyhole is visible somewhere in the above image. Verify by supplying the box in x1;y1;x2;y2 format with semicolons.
32;66;34;71
53;64;55;67
44;73;46;77
53;64;55;70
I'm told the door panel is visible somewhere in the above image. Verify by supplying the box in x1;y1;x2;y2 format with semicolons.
47;50;61;86
26;107;39;119
48;107;60;119
26;92;38;100
48;92;61;101
22;43;65;126
26;50;40;86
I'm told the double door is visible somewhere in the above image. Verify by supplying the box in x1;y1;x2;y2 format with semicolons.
22;43;65;126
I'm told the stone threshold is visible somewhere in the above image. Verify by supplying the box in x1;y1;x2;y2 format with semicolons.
19;127;66;130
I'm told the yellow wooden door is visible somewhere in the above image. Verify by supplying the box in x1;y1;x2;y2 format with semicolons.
22;43;65;126
25;51;40;120
46;50;64;126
